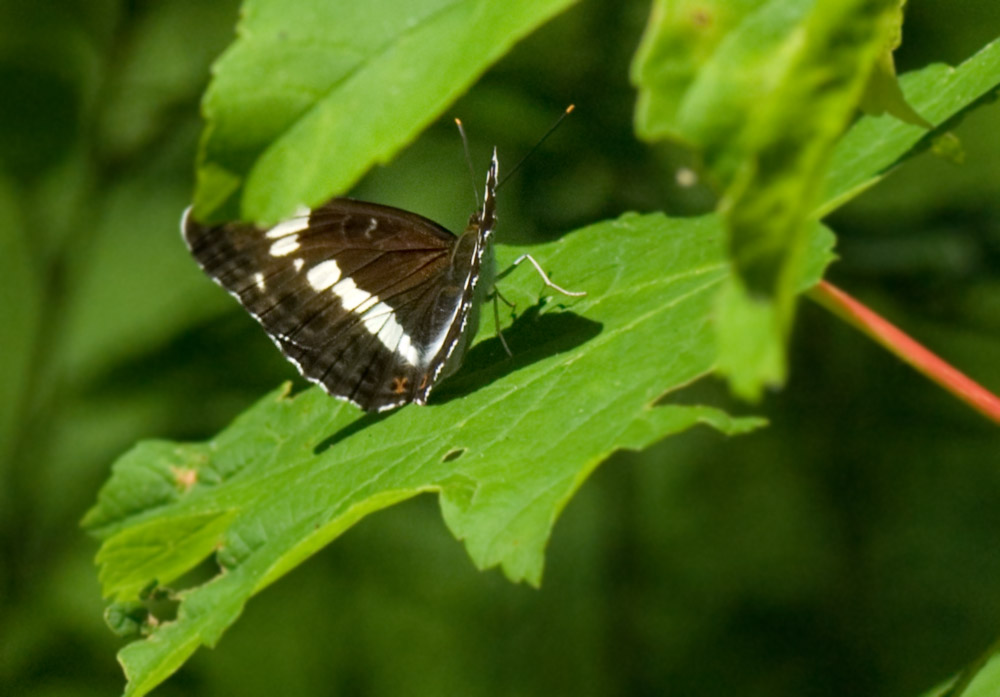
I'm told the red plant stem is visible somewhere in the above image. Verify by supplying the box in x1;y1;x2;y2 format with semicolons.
808;280;1000;425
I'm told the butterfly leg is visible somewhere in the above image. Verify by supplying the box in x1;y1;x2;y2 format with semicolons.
512;254;586;297
493;286;515;308
492;293;513;357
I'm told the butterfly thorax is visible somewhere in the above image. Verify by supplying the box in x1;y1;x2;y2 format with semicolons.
438;218;495;380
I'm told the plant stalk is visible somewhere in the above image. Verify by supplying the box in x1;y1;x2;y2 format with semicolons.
808;280;1000;425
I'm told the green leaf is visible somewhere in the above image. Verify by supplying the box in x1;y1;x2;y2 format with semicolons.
104;600;151;639
633;0;900;400
631;0;764;144
821;35;1000;216
87;212;835;696
192;0;578;224
857;0;932;128
927;641;1000;697
715;0;899;400
859;43;933;130
714;219;835;397
957;651;1000;697
97;509;239;602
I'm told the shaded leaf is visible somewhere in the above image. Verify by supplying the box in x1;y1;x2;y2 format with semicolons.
632;2;1000;402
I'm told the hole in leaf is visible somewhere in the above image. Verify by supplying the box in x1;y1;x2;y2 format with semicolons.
655;374;735;410
171;548;225;592
442;448;466;462
143;586;179;625
106;584;182;638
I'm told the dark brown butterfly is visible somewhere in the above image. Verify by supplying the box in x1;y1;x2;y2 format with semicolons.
182;151;501;411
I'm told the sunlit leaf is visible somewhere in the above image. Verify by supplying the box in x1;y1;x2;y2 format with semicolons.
822;36;1000;215
86;211;835;696
192;0;579;224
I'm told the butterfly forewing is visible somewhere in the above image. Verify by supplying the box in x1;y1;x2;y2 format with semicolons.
182;152;497;411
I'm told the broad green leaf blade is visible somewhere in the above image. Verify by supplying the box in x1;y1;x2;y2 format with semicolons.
713;215;838;399
192;0;578;224
87;213;834;696
821;35;1000;216
97;508;240;602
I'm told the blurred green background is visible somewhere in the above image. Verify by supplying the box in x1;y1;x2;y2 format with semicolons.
1;1;999;695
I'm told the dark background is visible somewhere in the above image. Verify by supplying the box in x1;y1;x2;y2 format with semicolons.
1;1;998;695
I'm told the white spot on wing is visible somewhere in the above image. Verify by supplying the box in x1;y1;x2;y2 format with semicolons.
269;235;300;256
293;258;304;272
330;276;371;311
306;260;341;291
365;309;400;344
311;273;422;366
254;272;265;291
265;206;310;239
361;302;420;366
394;331;419;366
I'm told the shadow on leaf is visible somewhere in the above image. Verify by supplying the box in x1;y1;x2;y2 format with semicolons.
430;301;602;405
314;302;601;453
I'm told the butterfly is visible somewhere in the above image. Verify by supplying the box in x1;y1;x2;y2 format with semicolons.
182;149;582;412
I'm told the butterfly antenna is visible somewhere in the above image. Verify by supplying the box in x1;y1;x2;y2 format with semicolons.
497;104;575;191
454;118;481;208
